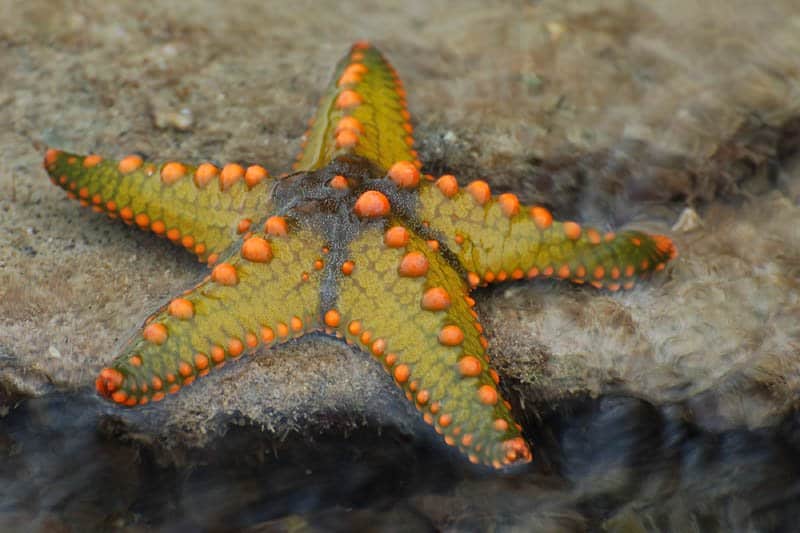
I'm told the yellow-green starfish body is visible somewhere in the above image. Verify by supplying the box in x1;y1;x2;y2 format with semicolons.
43;42;676;469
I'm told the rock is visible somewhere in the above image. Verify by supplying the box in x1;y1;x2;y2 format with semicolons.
1;0;799;468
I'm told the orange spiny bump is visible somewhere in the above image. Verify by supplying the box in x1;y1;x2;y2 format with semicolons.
168;298;194;319
261;326;275;343
393;364;410;384
498;193;520;217
277;322;289;338
324;309;341;328
478;385;498;405
348;320;362;335
384;226;410;248
194;163;218;187
265;215;288;236
329;175;349;189
96;367;123;397
563;221;581;240
178;361;193;378
151;220;166;234
290;316;303;332
194;353;210;371
135;213;150;228
228;338;244;357
494;418;509;432
388;160;420;189
458;355;482;377
242;236;273;263
558;264;570;279
220;163;244;190
354;190;390;218
421;287;451;311
438;325;464;346
210;345;226;364
398;251;429;277
129;355;142;367
436;175;458;197
653;234;678;260
161;162;186;184
244;165;268;188
237;218;252;234
336;116;364;134
211;263;238;285
587;228;601;244
371;338;387;356
245;332;258;348
530;206;552;230
118;155;143;173
44;148;59;168
336;89;363;109
416;390;430;405
83;154;103;168
593;265;605;280
466;180;491;205
143;323;168;345
503;437;532;464
342;260;355;275
335;129;359;148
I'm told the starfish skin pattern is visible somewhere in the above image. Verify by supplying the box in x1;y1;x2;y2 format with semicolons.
43;42;677;469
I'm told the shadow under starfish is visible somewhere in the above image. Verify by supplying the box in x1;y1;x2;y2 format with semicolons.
43;42;677;469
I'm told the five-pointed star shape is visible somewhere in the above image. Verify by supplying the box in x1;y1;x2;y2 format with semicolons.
44;42;676;469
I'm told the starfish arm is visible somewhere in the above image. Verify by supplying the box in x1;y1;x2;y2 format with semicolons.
327;222;532;469
417;178;678;289
43;148;274;263
94;222;326;406
294;42;420;173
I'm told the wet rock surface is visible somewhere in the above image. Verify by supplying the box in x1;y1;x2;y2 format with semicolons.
1;0;799;529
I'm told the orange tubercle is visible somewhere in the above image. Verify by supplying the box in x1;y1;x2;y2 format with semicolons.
384;226;410;248
438;325;464;346
244;165;268;188
336;129;359;148
393;364;410;383
143;323;168;345
354;190;391;218
497;193;520;217
341;260;355;275
421;287;451;311
194;163;218;187
242;236;273;263
563;221;581;240
324;309;341;328
329;175;349;189
265;215;289;236
466;180;491;205
388;161;420;189
336;89;363;109
220;163;244;190
436;175;458;197
458;355;482;377
398;251;429;277
530;206;552;230
653;234;678;260
211;263;238;285
83;154;103;168
95;367;124;397
161;162;186;184
168;298;194;319
118;155;143;173
477;385;498;405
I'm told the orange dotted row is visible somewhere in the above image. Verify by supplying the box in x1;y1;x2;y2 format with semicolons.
428;173;676;290
97;307;317;406
347;223;526;465
46;151;220;264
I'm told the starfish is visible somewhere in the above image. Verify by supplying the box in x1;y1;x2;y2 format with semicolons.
43;42;677;469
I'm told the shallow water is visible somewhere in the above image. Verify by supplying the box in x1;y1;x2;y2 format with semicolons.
2;392;799;531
